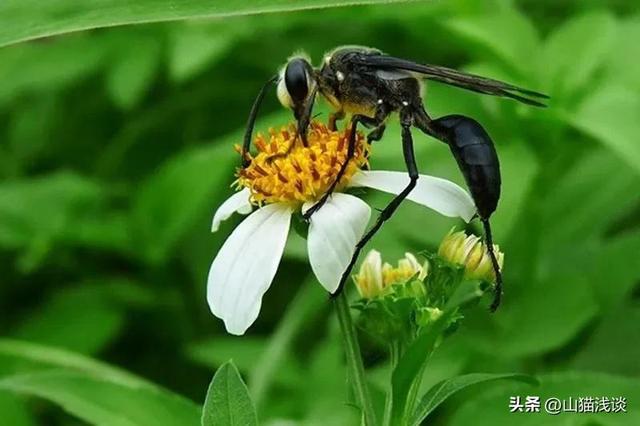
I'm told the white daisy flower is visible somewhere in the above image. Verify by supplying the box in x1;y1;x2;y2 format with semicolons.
208;122;475;335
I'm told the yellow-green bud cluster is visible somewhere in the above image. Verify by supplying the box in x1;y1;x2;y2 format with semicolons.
438;230;504;283
354;250;428;299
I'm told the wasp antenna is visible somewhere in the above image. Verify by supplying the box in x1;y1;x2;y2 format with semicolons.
481;217;503;312
243;74;279;168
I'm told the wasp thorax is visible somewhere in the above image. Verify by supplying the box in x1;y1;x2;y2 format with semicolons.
237;121;369;205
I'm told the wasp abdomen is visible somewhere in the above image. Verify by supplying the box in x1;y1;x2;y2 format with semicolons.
433;115;501;219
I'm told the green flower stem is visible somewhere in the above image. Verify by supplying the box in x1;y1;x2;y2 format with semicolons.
384;342;402;426
404;360;429;423
334;292;378;426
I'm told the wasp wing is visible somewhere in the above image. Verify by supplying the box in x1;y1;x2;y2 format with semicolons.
353;55;548;107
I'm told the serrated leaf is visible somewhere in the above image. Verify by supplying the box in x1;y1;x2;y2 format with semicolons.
202;361;257;426
411;373;537;425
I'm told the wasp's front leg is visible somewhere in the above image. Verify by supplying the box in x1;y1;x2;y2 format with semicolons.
328;110;345;131
303;105;389;221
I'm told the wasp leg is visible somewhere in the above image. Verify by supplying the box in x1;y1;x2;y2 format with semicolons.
302;110;387;220
328;110;345;131
367;123;386;143
330;109;418;297
264;137;296;164
242;75;279;168
481;217;502;311
361;124;386;170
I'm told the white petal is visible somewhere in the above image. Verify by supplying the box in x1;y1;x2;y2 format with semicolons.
304;193;371;293
207;203;292;335
211;188;252;232
349;170;476;222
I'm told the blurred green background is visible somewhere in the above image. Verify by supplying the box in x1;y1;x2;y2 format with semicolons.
1;0;639;424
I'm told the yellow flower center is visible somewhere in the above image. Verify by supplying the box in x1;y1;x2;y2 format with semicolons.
237;121;369;205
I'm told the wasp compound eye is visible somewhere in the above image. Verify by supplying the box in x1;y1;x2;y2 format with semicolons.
285;58;310;104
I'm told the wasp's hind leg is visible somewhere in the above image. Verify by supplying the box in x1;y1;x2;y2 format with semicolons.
330;107;419;297
302;106;389;220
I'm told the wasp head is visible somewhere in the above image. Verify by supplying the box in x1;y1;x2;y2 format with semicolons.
277;55;317;144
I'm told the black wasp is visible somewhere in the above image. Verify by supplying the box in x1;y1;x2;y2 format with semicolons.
242;46;548;311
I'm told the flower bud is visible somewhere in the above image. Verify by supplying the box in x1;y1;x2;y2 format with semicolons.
416;307;443;327
354;250;428;299
438;230;504;283
353;249;384;299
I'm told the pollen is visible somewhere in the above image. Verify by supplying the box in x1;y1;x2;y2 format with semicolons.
237;121;370;205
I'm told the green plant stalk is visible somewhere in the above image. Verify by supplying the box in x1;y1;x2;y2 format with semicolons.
404;359;429;425
334;292;378;426
384;342;402;426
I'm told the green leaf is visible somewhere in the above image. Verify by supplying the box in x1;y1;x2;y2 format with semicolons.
106;32;162;109
0;35;107;105
442;8;540;75
0;172;125;270
489;140;538;241
606;18;640;91
411;373;537;425
464;270;599;359
390;280;483;425
572;304;640;376
541;11;615;99
249;281;325;407
570;84;640;174
586;231;640;309
0;392;34;426
202;361;257;426
130;138;237;263
12;286;125;355
0;172;132;270
130;111;292;263
168;23;241;83
0;370;201;426
538;148;640;246
0;339;147;388
0;0;418;48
